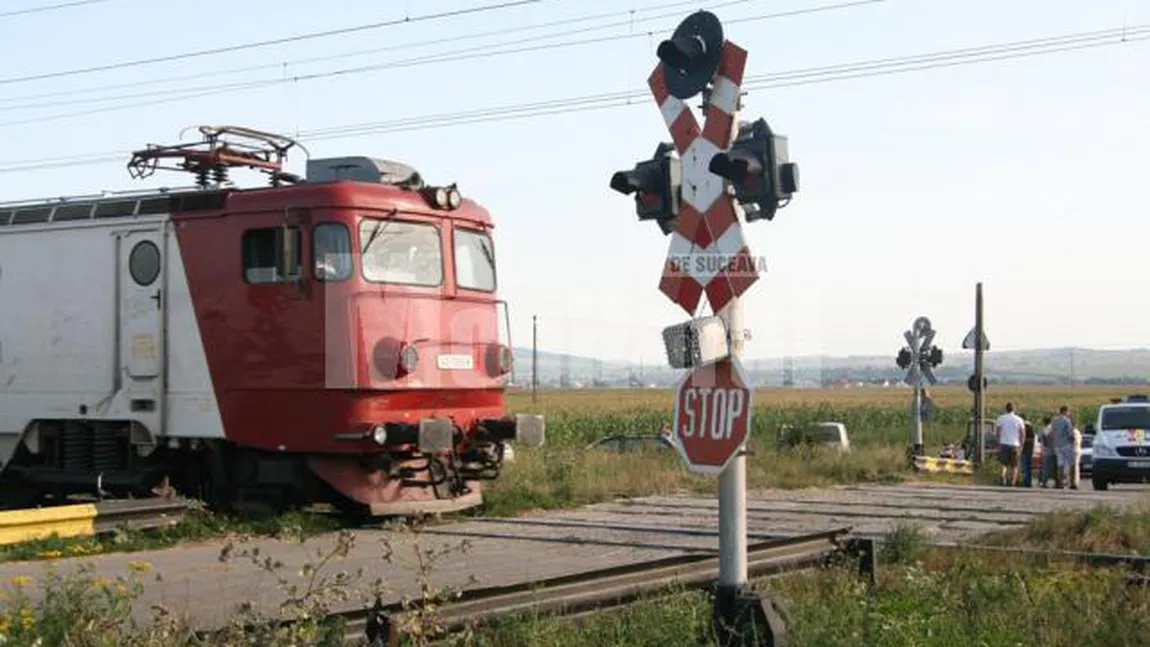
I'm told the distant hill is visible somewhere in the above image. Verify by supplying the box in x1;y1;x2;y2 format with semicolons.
507;346;1150;388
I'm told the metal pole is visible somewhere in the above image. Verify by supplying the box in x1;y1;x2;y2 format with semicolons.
532;314;538;404
717;295;748;597
913;383;923;454
973;283;985;465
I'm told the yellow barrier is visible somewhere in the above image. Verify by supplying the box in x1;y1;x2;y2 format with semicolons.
914;456;975;476
0;503;98;546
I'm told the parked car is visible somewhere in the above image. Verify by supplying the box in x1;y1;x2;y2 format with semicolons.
777;422;851;453
1073;433;1091;476
586;434;674;453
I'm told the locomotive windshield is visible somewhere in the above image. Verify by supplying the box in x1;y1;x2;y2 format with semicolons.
455;228;495;291
314;222;353;281
359;218;443;286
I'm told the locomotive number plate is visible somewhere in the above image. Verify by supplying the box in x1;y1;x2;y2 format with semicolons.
437;354;474;370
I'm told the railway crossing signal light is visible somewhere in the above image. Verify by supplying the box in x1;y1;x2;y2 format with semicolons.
656;10;724;99
896;348;912;370
610;142;681;235
926;346;943;367
708;118;799;223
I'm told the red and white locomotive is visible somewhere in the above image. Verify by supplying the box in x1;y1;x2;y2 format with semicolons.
0;126;544;515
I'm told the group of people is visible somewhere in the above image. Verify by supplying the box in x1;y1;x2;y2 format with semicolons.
995;402;1082;488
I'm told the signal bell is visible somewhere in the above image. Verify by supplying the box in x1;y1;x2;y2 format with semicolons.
609;142;681;235
656;10;724;100
708;118;799;223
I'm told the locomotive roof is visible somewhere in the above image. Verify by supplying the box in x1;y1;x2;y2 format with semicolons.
0;179;493;230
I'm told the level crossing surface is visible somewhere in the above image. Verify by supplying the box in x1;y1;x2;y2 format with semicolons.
0;482;1142;630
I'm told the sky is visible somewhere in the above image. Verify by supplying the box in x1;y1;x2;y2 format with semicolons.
0;0;1147;364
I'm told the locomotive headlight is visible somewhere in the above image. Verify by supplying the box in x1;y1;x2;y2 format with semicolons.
446;186;462;210
420;186;450;210
370;424;388;446
400;344;419;373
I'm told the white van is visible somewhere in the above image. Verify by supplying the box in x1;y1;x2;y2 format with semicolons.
1089;395;1150;490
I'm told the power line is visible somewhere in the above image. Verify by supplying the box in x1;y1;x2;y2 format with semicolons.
0;0;112;18
206;24;1150;139
0;0;894;122
0;0;545;86
0;0;723;105
0;0;817;111
0;23;1144;173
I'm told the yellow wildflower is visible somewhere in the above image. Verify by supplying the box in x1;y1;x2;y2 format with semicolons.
9;576;29;588
127;560;153;573
0;617;9;632
37;551;61;559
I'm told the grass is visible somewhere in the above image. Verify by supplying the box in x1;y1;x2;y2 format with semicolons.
977;502;1150;554
468;508;1150;647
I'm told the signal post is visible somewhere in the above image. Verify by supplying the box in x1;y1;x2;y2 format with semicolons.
895;316;944;459
611;10;798;645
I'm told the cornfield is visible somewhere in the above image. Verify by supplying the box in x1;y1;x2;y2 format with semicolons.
506;384;1119;450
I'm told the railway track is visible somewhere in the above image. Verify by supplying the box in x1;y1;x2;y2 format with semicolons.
0;498;190;546
327;527;853;646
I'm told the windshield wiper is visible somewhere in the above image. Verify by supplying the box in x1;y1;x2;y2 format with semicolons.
362;211;397;254
480;239;494;268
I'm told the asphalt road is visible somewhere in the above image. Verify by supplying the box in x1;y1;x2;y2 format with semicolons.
0;481;1143;631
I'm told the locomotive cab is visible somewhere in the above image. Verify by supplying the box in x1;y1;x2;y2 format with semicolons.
0;127;543;516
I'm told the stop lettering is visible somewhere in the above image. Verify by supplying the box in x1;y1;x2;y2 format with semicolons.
672;356;753;474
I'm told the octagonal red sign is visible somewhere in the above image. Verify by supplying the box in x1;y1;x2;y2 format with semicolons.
671;356;753;474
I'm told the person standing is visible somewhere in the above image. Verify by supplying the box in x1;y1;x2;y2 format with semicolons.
995;402;1026;486
1038;416;1059;488
1051;405;1076;489
920;388;935;423
1020;414;1036;487
1071;424;1083;490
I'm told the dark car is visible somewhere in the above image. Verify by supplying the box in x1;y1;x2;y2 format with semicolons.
1079;433;1093;476
586;434;675;453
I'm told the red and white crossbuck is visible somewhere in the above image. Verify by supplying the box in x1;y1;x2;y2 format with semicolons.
648;41;758;315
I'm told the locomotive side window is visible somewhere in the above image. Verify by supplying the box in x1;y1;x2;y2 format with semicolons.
129;240;161;286
359;218;442;286
242;227;301;284
313;223;352;282
454;227;496;292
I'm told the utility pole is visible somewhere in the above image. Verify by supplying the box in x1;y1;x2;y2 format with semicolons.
532;314;538;404
973;283;986;465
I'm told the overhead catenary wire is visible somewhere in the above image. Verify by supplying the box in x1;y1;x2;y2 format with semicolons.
0;0;884;111
0;0;112;18
0;0;546;86
0;0;740;105
0;23;1145;174
0;0;889;127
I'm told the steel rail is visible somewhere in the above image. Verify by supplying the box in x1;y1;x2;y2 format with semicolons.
0;498;190;547
335;527;852;645
933;541;1150;570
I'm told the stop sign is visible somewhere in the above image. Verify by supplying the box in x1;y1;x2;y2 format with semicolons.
672;356;753;474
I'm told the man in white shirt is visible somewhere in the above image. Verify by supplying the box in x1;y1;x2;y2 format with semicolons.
995;402;1027;486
